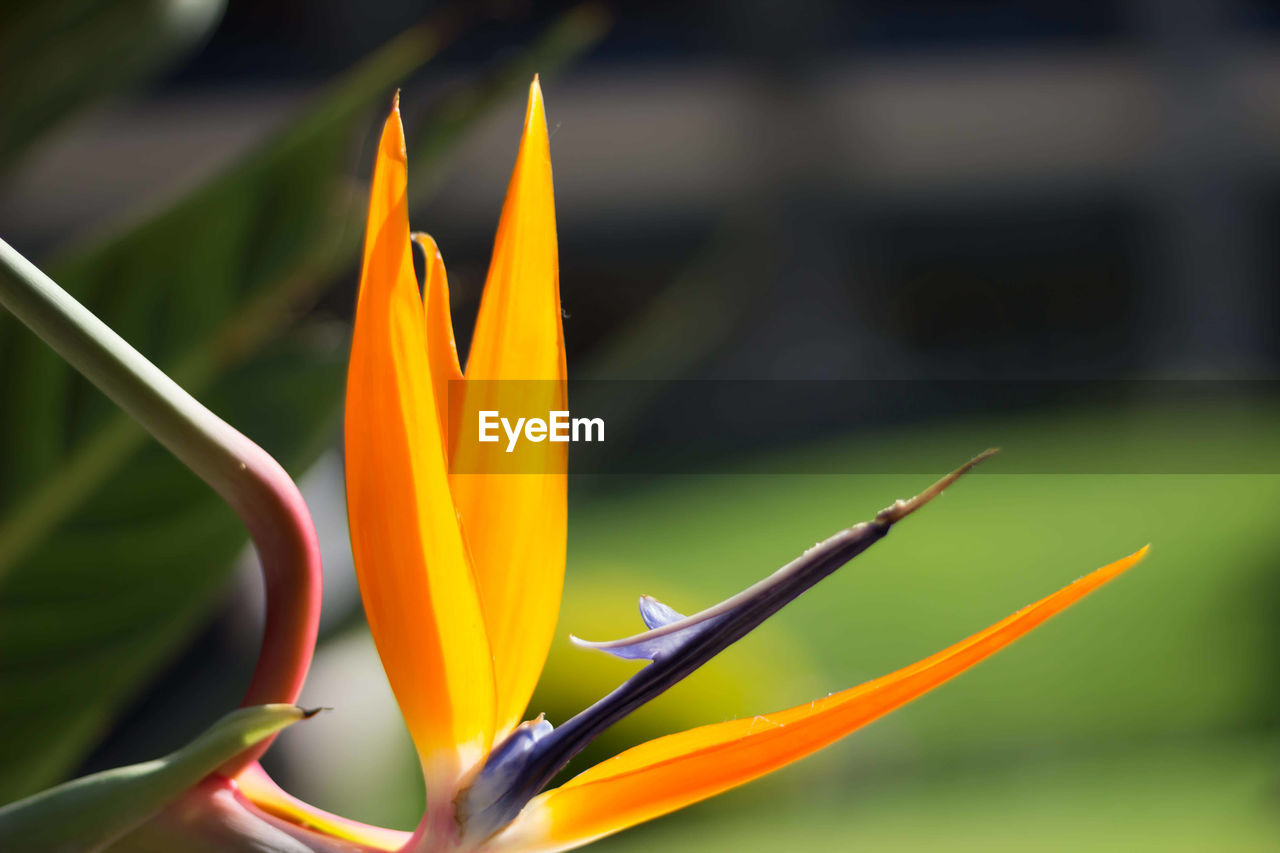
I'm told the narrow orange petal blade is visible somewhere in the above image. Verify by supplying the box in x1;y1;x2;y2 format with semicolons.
345;99;495;784
234;764;410;852
411;232;464;445
452;78;568;737
499;547;1148;852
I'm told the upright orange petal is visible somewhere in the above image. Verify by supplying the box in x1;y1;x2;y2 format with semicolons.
496;547;1148;852
344;98;495;791
451;78;569;737
411;231;463;445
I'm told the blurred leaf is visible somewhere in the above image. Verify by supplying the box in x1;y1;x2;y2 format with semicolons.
0;17;440;558
0;704;306;852
0;5;606;804
0;0;225;171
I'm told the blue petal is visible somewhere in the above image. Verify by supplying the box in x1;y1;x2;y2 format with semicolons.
638;595;685;629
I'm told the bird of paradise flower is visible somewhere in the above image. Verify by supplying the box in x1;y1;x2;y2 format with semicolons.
0;79;1146;853
208;79;1146;853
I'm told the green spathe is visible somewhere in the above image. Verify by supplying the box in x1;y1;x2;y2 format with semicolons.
0;704;309;852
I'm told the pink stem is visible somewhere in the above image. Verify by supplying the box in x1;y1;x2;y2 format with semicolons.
212;428;322;776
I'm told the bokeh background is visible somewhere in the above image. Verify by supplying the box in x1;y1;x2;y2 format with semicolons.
2;1;1279;850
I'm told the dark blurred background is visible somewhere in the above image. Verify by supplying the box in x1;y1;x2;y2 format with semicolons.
2;1;1279;850
8;1;1280;378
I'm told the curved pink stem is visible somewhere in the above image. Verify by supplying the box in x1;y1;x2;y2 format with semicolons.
0;237;321;776
215;431;322;776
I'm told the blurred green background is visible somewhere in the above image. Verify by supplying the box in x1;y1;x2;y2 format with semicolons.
1;1;1278;851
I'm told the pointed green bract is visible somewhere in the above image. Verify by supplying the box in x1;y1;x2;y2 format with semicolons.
0;704;308;852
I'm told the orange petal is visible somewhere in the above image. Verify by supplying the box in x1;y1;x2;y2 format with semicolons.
411;231;463;446
234;764;410;852
451;78;568;737
498;547;1149;852
345;98;495;788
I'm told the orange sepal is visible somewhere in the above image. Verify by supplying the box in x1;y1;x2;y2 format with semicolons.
344;98;495;788
452;78;568;738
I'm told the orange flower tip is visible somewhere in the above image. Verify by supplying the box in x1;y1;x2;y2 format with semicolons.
526;77;545;123
876;447;999;525
1131;543;1152;564
410;231;442;262
377;96;408;164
